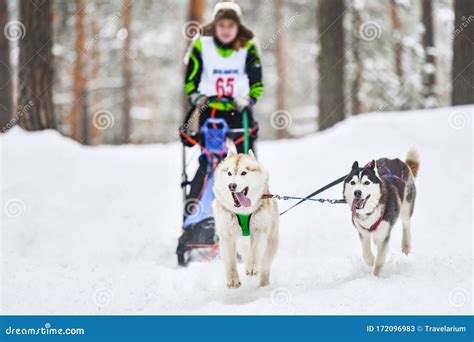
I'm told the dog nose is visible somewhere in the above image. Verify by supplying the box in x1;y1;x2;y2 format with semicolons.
228;183;237;191
354;190;362;198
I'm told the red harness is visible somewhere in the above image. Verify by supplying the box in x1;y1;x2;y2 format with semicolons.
353;208;385;231
368;209;385;231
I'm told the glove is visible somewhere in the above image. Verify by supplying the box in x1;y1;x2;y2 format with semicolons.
189;92;208;108
233;96;254;113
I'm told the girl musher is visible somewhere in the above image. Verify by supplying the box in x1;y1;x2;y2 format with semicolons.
183;1;263;149
177;2;263;264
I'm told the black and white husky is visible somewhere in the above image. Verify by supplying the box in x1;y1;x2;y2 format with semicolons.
343;148;420;276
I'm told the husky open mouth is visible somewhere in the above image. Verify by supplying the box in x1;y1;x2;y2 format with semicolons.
231;186;251;208
352;194;371;213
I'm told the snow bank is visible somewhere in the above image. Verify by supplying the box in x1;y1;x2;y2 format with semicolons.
1;106;472;314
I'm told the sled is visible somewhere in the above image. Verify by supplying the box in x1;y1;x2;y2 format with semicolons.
176;117;229;266
176;97;257;266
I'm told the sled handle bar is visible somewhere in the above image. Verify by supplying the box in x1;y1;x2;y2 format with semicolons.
206;95;234;103
205;127;253;135
229;128;245;133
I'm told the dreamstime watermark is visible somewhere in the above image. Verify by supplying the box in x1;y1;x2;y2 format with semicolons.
372;102;389;112
371;74;419;112
5;323;85;336
448;110;470;130
448;287;470;307
93;287;114;307
184;198;204;219
181;101;210;133
271;287;292;307
359;21;382;42
92;110;115;130
3;199;26;218
3;20;26;41
262;11;300;50
270;110;292;130
2;100;34;133
450;15;474;41
85;11;123;51
182;21;203;41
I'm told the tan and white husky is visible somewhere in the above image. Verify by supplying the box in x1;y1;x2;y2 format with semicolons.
212;150;279;288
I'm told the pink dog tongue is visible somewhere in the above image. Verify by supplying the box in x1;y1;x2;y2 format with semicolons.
352;198;364;213
235;190;252;208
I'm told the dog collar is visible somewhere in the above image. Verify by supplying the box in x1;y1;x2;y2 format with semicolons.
236;214;251;236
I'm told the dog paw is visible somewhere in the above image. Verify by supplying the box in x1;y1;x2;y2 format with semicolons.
227;278;241;288
373;266;382;276
401;244;411;255
246;264;258;276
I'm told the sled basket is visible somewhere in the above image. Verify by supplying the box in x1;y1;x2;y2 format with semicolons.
177;118;230;266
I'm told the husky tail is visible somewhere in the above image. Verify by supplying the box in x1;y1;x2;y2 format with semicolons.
405;148;420;178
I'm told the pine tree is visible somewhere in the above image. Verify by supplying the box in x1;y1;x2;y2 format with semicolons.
90;20;102;144
0;0;12;130
70;0;89;143
318;0;345;131
421;0;436;103
452;0;474;105
183;0;205;121
275;0;288;138
188;0;205;23
121;0;132;143
350;4;363;115
18;0;55;130
390;0;403;83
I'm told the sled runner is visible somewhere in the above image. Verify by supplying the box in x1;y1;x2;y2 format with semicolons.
176;97;258;266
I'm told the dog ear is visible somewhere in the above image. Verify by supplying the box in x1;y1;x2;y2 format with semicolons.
226;148;236;159
248;149;256;160
351;161;359;171
370;160;376;170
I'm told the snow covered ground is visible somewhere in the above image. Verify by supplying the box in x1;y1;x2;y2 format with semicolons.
1;106;472;315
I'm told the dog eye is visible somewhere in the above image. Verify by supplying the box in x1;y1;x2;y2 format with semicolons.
364;181;370;185
227;172;232;176
350;181;356;185
241;171;247;176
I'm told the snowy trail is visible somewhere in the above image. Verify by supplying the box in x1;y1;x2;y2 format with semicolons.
1;106;472;314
